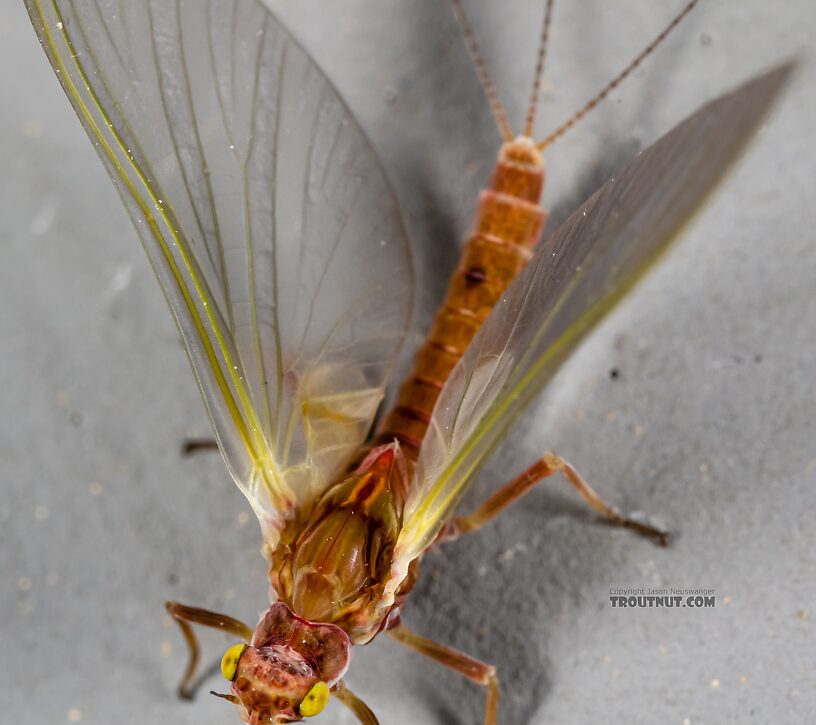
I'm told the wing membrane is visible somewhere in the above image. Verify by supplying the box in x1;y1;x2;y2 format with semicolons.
389;64;792;585
26;0;413;541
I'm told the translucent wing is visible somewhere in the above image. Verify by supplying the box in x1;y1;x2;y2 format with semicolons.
26;0;413;544
386;63;792;594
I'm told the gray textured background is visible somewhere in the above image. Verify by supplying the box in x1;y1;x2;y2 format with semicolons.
1;1;814;724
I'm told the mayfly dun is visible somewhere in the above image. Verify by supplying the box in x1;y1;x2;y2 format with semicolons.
23;0;791;722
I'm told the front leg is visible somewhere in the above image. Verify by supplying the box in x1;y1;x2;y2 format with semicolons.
165;601;253;699
441;452;668;546
333;680;380;724
388;625;499;725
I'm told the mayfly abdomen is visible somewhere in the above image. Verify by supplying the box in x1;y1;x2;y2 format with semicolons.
377;138;547;459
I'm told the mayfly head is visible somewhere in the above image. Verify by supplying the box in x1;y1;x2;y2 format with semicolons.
215;603;350;723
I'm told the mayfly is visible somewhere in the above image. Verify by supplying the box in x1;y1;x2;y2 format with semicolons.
24;0;790;722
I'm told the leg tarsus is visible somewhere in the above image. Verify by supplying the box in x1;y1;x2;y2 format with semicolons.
388;625;499;725
552;453;669;546
165;601;252;700
167;610;198;700
445;451;668;546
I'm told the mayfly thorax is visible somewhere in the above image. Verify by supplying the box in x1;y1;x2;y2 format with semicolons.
24;0;792;722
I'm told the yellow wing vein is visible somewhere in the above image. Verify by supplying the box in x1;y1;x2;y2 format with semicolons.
37;0;288;508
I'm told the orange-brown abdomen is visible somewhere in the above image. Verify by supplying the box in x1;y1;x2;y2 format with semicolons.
377;138;547;459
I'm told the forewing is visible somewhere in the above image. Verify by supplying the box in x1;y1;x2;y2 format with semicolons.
26;0;413;539
389;63;793;585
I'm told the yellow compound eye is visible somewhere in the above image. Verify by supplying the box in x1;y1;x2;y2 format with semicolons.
220;643;248;681
299;681;330;717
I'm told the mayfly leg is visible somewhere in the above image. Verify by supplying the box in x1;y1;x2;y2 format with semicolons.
333;681;381;725
180;438;219;456
388;625;499;725
165;601;253;699
439;453;669;546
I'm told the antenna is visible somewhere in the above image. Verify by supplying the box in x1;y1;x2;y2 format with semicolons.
523;0;556;138
537;0;701;150
449;0;514;141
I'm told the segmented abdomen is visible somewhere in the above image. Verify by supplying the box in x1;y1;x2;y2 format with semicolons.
376;140;547;461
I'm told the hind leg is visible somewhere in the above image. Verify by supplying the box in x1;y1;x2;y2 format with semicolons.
440;452;668;546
